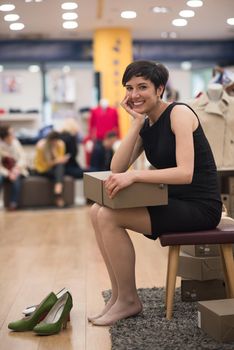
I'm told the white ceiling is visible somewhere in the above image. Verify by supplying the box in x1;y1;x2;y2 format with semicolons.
0;0;234;41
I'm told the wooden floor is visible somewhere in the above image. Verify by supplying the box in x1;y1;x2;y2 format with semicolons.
0;205;172;350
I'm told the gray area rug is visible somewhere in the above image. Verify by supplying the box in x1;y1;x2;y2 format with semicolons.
103;287;234;350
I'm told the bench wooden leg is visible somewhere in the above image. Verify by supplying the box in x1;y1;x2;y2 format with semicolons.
220;243;234;298
165;245;180;320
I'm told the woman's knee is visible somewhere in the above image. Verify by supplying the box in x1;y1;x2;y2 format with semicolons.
97;206;115;228
90;203;102;222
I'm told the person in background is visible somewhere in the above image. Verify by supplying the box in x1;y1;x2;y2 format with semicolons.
59;118;89;178
90;131;119;171
0;124;28;210
88;60;222;326
34;131;69;208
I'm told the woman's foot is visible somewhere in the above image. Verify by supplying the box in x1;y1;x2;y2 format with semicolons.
54;194;65;208
88;297;117;322
7;202;18;211
91;298;142;326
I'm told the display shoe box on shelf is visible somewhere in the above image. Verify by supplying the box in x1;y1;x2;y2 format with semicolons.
198;299;234;342
83;171;168;209
181;278;226;302
181;244;220;257
177;252;223;281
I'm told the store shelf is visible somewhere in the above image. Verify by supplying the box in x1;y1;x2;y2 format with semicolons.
0;113;40;122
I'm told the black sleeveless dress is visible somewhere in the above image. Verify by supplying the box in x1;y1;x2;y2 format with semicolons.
139;102;222;240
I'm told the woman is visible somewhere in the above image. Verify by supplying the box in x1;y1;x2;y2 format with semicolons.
88;60;222;326
0;124;28;210
59;118;88;178
34;131;69;207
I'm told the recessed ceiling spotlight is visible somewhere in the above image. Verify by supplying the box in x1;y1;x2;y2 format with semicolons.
227;18;234;25
161;31;169;38
62;12;78;20
4;13;20;21
28;65;40;73
169;32;177;38
63;21;78;29
121;11;137;19
179;10;195;18
0;4;15;11
9;22;25;30
61;2;78;10
172;19;188;26
187;0;203;7
25;0;33;2
152;6;169;14
35;0;43;2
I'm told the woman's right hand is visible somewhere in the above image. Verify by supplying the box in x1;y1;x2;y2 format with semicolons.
120;95;145;124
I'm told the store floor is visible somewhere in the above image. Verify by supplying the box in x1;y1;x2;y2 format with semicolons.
0;205;172;350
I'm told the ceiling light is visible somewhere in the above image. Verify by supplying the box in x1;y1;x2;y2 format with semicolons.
62;12;78;20
61;2;78;10
0;4;15;11
179;10;195;18
227;18;234;25
172;19;188;26
9;22;25;30
169;32;177;38
63;21;78;29
28;65;40;73
121;11;137;19
25;0;33;2
62;65;71;73
181;61;192;70
187;0;203;7
161;32;168;38
152;7;169;14
4;13;20;21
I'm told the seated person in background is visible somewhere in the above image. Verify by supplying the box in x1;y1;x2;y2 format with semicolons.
0;124;28;210
34;131;69;208
59;118;89;178
90;131;118;171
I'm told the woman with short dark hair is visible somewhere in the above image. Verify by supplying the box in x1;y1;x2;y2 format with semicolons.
88;60;222;326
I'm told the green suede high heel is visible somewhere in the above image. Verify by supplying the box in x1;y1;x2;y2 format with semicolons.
33;291;73;335
8;292;58;332
22;288;68;316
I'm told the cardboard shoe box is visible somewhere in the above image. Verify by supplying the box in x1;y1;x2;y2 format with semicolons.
198;299;234;342
177;252;223;281
83;171;168;209
181;244;220;257
181;278;226;302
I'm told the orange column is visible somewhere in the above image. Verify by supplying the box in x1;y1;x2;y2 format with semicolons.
93;28;133;137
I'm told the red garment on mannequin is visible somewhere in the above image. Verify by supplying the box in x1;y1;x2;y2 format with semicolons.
88;106;119;140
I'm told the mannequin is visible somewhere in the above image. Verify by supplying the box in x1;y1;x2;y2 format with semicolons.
189;84;234;168
207;83;223;101
99;98;109;110
88;98;119;141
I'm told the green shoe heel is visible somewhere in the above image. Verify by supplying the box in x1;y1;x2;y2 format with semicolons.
8;292;58;332
33;292;73;335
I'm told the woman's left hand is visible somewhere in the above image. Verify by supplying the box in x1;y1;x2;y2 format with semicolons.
104;172;135;199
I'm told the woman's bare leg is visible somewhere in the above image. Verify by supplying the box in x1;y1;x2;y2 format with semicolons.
88;203;118;321
92;206;152;326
